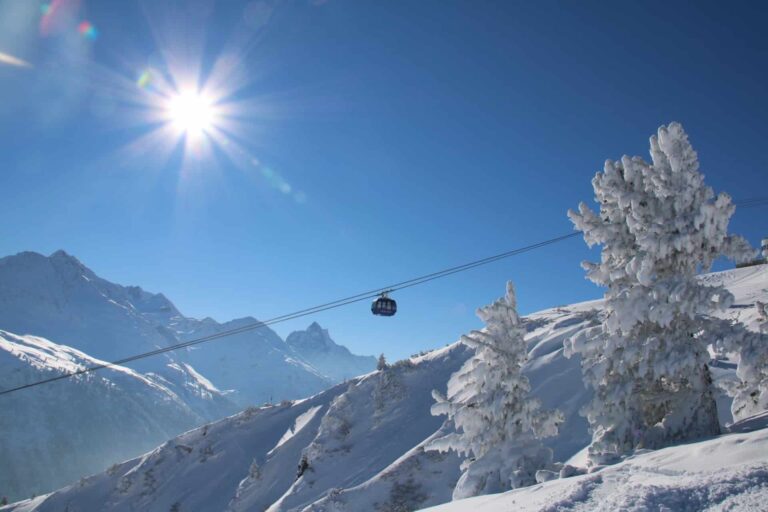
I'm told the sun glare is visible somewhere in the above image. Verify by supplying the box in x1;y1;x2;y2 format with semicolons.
166;91;215;135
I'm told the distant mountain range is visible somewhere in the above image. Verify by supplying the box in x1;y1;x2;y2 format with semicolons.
0;250;376;501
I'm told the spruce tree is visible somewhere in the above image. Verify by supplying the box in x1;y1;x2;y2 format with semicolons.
566;122;753;464
430;281;562;498
725;302;768;420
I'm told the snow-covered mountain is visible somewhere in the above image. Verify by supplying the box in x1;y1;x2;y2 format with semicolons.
0;250;235;418
0;250;375;408
178;317;337;408
0;330;211;503
4;264;764;511
285;322;377;382
0;250;375;501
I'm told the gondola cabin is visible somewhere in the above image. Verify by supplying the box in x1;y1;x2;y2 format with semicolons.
372;293;397;317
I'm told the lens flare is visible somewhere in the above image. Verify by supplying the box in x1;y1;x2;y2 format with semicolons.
99;2;306;202
0;52;32;69
137;70;152;89
166;90;215;135
78;20;98;40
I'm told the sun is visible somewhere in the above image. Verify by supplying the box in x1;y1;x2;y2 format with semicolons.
166;90;215;135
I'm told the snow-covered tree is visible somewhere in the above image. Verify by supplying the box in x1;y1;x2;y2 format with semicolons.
721;303;768;420
757;302;768;333
248;460;261;480
377;354;388;371
429;281;563;499
297;453;310;479
566;122;754;465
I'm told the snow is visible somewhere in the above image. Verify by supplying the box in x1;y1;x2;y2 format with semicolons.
419;416;768;512
270;405;324;455
2;263;765;511
0;330;204;503
181;362;220;393
0;250;375;501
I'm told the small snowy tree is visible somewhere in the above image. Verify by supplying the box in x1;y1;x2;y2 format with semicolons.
429;281;563;499
248;460;261;480
723;303;768;420
377;353;388;371
566;122;754;464
296;453;310;479
757;302;768;333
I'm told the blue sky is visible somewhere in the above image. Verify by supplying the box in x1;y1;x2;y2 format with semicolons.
1;0;766;360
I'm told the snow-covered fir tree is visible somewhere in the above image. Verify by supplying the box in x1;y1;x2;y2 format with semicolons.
757;302;768;333
566;122;754;465
377;353;388;371
429;281;563;499
722;302;768;420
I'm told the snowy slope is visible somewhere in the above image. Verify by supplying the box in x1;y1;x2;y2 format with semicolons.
0;250;374;501
0;385;351;512
0;330;205;502
0;250;235;418
420;414;768;512
5;264;765;511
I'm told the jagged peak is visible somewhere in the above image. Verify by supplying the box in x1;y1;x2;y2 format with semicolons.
49;249;88;271
286;322;337;352
50;249;75;260
307;321;324;332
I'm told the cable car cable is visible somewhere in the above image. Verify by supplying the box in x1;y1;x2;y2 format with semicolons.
0;198;765;397
0;232;581;396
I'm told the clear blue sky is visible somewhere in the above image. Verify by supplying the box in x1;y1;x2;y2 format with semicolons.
1;0;766;360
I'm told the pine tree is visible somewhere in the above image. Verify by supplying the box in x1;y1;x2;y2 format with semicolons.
296;453;309;479
429;281;563;498
248;460;261;480
757;302;768;333
377;353;388;371
723;302;768;420
566;122;754;464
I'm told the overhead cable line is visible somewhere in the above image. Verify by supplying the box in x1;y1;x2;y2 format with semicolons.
0;197;766;397
0;233;580;396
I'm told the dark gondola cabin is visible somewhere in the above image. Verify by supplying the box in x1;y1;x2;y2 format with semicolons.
371;293;397;316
